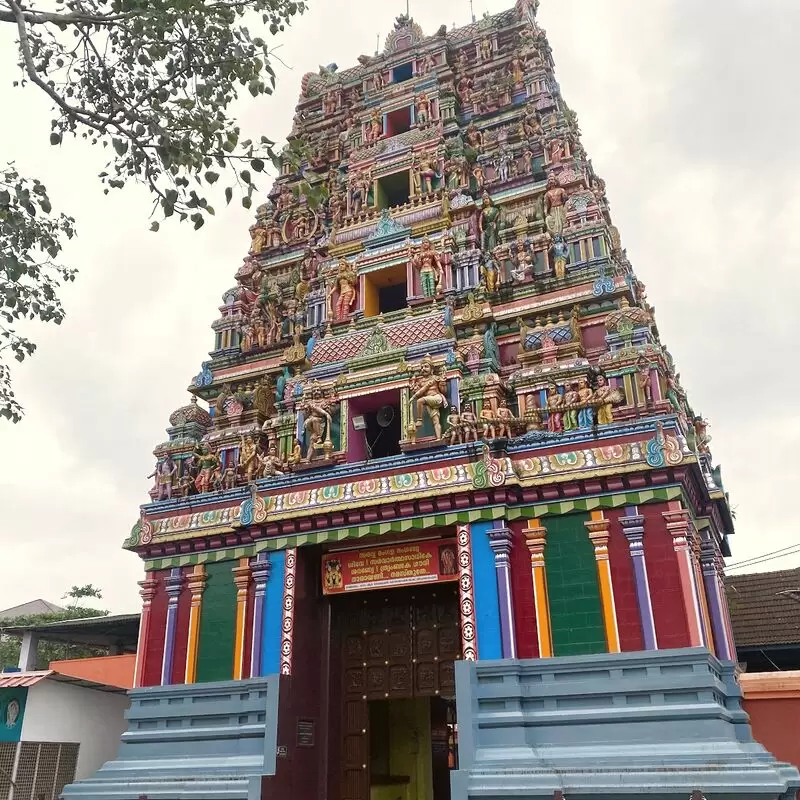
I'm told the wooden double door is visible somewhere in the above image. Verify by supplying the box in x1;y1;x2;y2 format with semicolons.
333;585;461;800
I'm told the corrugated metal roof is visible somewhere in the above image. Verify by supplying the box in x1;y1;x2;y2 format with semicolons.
0;670;51;688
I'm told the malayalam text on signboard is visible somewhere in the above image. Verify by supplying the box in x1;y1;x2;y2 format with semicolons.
322;539;458;594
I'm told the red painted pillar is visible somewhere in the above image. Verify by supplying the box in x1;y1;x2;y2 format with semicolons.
133;573;158;689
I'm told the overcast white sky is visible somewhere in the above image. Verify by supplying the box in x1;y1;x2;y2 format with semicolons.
1;0;798;614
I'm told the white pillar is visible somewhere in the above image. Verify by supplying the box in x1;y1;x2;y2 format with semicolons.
17;631;39;671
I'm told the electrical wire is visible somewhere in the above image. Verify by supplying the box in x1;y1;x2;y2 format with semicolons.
726;542;800;569
725;545;800;572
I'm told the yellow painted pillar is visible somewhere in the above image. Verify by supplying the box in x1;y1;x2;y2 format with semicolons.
232;558;252;680
585;511;621;653
524;520;553;658
184;564;207;684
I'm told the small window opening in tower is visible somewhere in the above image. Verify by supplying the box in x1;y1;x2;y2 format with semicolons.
385;106;412;137
363;263;408;317
349;389;403;462
392;62;414;83
376;170;411;210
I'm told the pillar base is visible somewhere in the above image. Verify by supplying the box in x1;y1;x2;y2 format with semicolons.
61;676;279;800
451;648;800;799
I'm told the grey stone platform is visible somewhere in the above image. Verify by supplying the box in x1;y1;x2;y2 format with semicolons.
61;676;278;800
451;648;800;800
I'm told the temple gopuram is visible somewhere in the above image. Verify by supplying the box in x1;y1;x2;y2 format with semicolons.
64;3;800;800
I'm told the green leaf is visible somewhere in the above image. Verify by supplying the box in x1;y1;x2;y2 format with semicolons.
251;158;265;172
49;132;62;145
205;171;219;184
150;221;160;232
225;187;233;204
242;196;252;209
240;169;252;184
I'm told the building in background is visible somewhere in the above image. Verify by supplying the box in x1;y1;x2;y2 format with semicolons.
727;568;800;672
63;3;800;799
0;601;64;621
0;616;138;800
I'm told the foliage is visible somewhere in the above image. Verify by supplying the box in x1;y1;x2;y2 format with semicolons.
1;164;76;421
63;583;103;605
0;0;307;419
0;604;110;671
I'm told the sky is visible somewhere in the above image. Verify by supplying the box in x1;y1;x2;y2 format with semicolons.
1;0;798;614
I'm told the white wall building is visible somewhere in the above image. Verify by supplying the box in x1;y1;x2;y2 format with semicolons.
0;672;129;800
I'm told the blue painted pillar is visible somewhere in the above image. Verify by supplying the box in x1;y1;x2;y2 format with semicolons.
469;520;502;659
488;525;517;658
261;550;286;676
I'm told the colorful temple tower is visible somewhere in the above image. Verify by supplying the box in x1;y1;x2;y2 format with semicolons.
64;3;800;800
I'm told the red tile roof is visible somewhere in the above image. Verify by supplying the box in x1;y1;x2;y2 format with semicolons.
0;671;51;688
726;568;800;647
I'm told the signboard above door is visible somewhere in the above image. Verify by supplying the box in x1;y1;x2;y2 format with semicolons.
322;539;458;595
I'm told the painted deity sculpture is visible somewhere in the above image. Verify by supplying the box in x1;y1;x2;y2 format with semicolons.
524;394;543;431
563;383;579;432
416;93;431;126
259;442;285;477
413;238;444;298
410;356;448;439
446;410;463;445
327;258;358;321
460;404;479;442
577;378;594;429
495;399;515;438
414;155;438;196
239;435;260;483
546;385;564;433
301;384;335;461
509;53;526;86
636;354;653;407
544;173;568;236
593;374;615;425
479;193;501;251
148;455;177;501
193;444;219;494
551;234;569;279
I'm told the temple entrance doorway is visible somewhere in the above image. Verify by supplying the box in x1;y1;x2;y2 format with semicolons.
330;583;460;800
